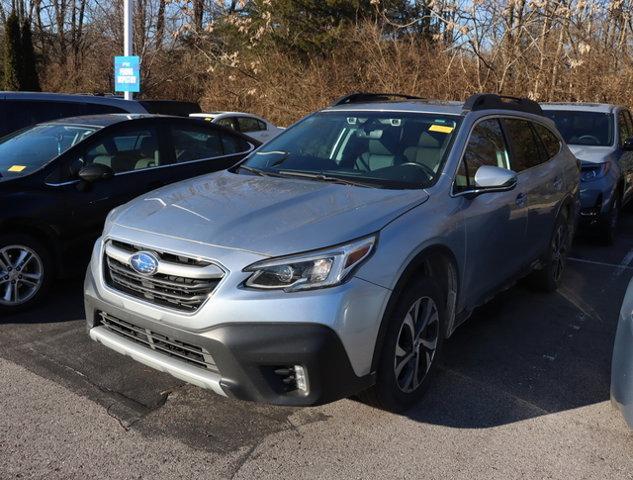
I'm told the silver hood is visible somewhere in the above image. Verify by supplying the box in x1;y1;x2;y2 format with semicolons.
111;171;429;257
568;145;615;164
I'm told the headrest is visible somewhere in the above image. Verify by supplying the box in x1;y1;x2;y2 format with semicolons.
417;132;440;148
367;127;400;155
139;136;156;156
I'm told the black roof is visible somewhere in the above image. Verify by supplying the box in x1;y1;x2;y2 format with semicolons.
43;113;156;128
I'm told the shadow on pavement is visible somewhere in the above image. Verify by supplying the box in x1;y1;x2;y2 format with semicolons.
0;278;84;325
404;263;626;428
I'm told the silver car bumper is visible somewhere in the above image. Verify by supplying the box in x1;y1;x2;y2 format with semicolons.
84;233;391;405
90;326;226;395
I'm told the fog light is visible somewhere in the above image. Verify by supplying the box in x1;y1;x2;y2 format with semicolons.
294;365;309;393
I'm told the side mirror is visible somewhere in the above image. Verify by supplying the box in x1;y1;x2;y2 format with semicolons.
473;165;517;191
623;137;633;151
78;163;114;183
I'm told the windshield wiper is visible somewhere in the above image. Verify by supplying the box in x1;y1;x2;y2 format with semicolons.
238;165;292;180
276;170;378;188
238;165;268;176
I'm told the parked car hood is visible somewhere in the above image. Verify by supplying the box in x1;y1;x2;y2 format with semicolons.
568;145;615;164
112;170;429;257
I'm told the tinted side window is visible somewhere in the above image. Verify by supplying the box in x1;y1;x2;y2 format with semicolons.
624;111;633;140
84;127;161;174
222;133;251;155
171;125;224;162
216;118;237;130
501;118;542;171
533;123;561;159
456;118;509;190
619;111;632;147
237;117;264;132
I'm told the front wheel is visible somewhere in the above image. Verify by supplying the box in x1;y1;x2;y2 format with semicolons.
0;234;52;314
361;277;445;412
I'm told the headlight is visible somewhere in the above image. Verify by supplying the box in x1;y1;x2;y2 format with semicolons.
244;235;377;292
581;162;610;182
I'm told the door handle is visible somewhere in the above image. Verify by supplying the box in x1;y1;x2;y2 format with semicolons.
515;192;528;207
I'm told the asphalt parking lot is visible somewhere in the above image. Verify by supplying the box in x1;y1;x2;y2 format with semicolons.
2;220;633;479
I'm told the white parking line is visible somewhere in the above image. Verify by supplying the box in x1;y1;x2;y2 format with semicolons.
558;286;603;322
616;247;633;276
568;257;633;270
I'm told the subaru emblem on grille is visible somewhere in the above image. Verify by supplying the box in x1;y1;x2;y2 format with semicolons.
130;251;159;276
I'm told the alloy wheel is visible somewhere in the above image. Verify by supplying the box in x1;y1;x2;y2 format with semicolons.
551;224;568;284
0;245;44;306
394;296;440;393
610;198;620;231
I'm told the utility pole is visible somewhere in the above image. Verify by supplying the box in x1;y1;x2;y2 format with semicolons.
123;0;133;100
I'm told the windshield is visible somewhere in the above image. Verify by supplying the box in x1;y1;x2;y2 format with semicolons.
0;123;98;179
241;111;461;188
543;110;614;147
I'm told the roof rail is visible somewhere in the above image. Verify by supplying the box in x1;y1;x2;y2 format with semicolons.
332;92;424;107
463;93;543;116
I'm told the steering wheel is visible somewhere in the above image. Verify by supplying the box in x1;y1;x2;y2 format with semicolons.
400;162;435;180
577;134;601;145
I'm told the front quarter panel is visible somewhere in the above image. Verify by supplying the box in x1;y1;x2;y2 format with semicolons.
354;193;466;313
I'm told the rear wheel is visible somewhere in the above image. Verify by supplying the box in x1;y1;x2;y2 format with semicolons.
602;194;620;245
361;277;445;412
529;212;571;292
0;234;52;314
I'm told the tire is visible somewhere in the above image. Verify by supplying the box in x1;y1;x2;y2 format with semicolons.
529;212;571;293
360;277;445;412
602;194;620;246
0;234;53;314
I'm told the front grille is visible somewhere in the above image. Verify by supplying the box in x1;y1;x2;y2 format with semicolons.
103;240;224;312
98;312;219;373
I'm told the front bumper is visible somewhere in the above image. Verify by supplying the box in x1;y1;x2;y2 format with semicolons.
84;235;386;405
578;177;616;228
611;307;633;428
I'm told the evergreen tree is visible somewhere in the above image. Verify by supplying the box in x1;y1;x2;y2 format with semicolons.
3;12;21;90
20;20;40;91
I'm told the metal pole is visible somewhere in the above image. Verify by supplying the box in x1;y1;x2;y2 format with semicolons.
123;0;133;100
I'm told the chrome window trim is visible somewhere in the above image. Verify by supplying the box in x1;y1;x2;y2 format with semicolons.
449;114;561;198
45;142;256;187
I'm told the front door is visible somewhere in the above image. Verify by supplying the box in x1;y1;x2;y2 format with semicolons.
454;118;528;306
53;122;173;263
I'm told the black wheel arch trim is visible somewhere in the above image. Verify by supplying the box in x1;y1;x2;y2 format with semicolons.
369;244;460;373
0;220;60;272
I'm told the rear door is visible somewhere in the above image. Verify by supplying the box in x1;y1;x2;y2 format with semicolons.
501;118;563;261
455;117;528;304
164;120;255;180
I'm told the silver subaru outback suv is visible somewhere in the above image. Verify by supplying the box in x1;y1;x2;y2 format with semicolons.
85;93;579;411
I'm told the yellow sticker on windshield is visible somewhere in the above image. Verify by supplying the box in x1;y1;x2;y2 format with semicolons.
8;165;26;172
429;124;454;134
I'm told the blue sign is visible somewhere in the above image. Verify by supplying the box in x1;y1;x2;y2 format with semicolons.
114;56;140;93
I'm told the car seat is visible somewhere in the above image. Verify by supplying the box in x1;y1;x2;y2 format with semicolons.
134;136;160;170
